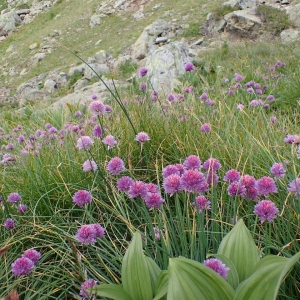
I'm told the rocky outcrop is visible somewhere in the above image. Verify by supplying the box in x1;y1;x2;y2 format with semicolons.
286;3;300;28
0;9;22;33
280;28;299;43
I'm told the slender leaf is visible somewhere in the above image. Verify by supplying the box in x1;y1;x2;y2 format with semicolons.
217;219;259;281
153;270;168;300
207;254;239;290
167;257;235;300
93;284;133;300
234;253;300;300
121;232;153;300
144;256;161;294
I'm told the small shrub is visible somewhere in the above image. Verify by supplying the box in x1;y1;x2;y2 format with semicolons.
256;5;291;35
68;72;83;88
16;3;30;9
211;5;235;19
117;60;138;79
181;22;201;38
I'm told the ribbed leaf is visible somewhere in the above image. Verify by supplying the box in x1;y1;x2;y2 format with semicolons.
217;219;259;281
93;284;133;300
144;256;161;294
167;257;235;300
207;254;239;290
121;232;153;300
153;270;168;300
234;253;300;300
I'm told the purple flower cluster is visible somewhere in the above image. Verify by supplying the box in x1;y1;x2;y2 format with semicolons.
203;258;230;279
11;248;41;276
80;278;98;299
75;224;105;244
4;218;16;230
82;160;98;172
72;190;92;207
107;157;125;175
253;200;279;223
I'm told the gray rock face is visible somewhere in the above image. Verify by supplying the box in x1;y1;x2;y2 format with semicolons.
280;28;299;43
84;63;110;79
90;15;102;27
0;9;22;32
238;0;257;10
145;41;190;93
43;79;57;94
287;3;300;28
205;13;227;36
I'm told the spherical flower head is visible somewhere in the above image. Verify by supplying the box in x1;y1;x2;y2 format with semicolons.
256;89;262;95
183;155;202;170
270;162;285;178
83;160;98;172
76;136;94;150
206;171;219;186
200;123;211;133
102;135;117;149
45;123;52;130
237;103;244;110
117;176;134;192
80;278;98;299
144;192;164;209
267;95;275;102
227;182;246;197
194;195;211;213
17;204;28;213
48;127;58;134
205;99;215;106
223;169;240;183
72;190;92;207
89;100;106;115
203;158;221;172
256;176;278;196
105;104;112;113
180;169;208;193
254;200;279;223
246;186;258;201
163;174;182;196
135;132;150;143
18;135;25;143
90;224;105;239
184;62;195;72
139;67;148;77
22;249;41;264
4;218;16;230
235;83;242;89
91;93;98;100
203;258;230;279
11;257;35;276
235;73;243;82
270;116;277;124
128;181;147;199
146;183;160;194
75;225;97;245
283;134;295;144
287;178;300;195
107;157;125;175
162;164;183;178
199;92;208;101
241;174;256;188
250;100;259;107
167;93;176;103
93;125;102;139
74;110;82;117
247;87;254;94
139;82;147;91
7;192;21;204
245;80;254;87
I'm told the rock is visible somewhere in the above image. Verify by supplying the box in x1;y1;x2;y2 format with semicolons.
280;29;299;43
29;43;38;50
68;64;85;77
95;50;108;64
74;78;89;90
223;0;239;8
237;0;257;10
33;52;46;63
20;68;28;76
287;3;300;28
90;15;102;27
205;13;227;36
192;38;204;46
132;10;144;20
0;36;6;42
16;9;30;15
113;55;132;70
95;39;102;46
155;37;168;44
145;41;190;93
84;63;110;80
43;79;57;94
9;66;17;76
6;44;15;52
0;9;22;32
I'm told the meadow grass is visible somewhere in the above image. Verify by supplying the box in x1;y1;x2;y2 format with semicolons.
0;41;300;299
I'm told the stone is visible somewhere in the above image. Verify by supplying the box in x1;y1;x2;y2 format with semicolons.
74;78;89;90
155;37;168;44
0;36;6;42
16;9;30;15
33;52;46;61
287;3;300;28
20;68;28;76
95;50;108;64
205;13;227;36
237;0;257;10
95;39;102;46
68;64;85;77
84;63;110;80
29;43;38;50
43;79;57;94
6;44;14;52
223;0;239;8
280;29;299;43
90;15;102;27
0;9;22;32
145;41;190;93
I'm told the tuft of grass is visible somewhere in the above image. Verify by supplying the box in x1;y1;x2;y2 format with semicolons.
117;60;138;80
210;5;236;19
181;22;201;38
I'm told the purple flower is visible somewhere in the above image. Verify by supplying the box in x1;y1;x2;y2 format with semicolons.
283;134;295;144
180;169;208;193
72;190;92;207
241;175;256;188
139;67;148;77
18;135;25;143
250;100;260;107
203;258;230;279
235;73;243;82
11;257;35;276
76;136;94;150
270;116;277;124
117;176;134;192
184;62;195;72
22;249;41;264
203;158;221;172
82;160;98;172
102;135;117;149
7;192;21;203
247;87;254;94
205;99;215;106
194;195;211;213
167;93;176;103
183;155;202;170
270;163;285;178
107;157;125;175
144;192;164;209
89;100;106;115
256;89;262;95
17;204;27;213
128;181;147;199
162;164;184;178
206;171;219;186
287;178;300;195
80;279;98;299
267;95;275;102
153;226;160;240
93;125;102;139
200;123;211;133
254;200;279;223
237;103;244;110
135;132;150;143
256;176;278;196
163;174;182;196
227;182;247;197
4;218;16;230
245;81;254;87
90;224;105;238
139;82;147;91
75;224;105;245
223;169;240;183
74;111;82;117
146;183;159;194
199;92;208;101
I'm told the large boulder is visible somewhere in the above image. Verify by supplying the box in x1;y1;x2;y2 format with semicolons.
287;3;300;28
83;63;110;79
145;41;190;93
238;0;257;10
280;28;299;43
0;9;22;33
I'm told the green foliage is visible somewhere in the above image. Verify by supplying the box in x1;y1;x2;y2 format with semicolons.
67;72;83;88
211;5;235;19
117;60;138;80
181;22;201;38
256;5;291;35
0;0;7;10
16;3;30;9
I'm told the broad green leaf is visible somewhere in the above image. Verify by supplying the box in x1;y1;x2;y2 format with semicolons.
207;254;239;290
234;253;300;300
144;256;161;294
93;284;133;300
167;257;235;300
121;232;153;300
217;219;259;281
153;270;168;300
